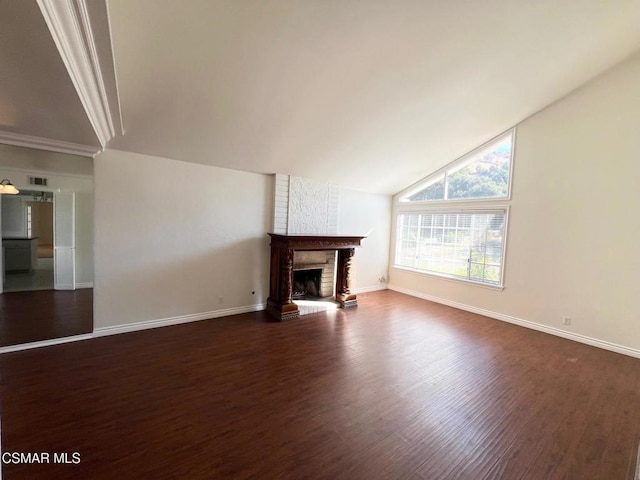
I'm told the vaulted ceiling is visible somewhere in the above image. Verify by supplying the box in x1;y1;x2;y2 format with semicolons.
2;0;640;193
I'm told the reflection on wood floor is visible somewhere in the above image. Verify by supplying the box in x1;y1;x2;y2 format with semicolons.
1;290;639;479
0;288;92;346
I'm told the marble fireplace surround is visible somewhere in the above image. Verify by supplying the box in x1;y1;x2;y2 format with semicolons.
266;234;366;321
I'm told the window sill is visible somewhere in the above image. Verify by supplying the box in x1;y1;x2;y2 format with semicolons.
396;196;511;208
392;266;505;291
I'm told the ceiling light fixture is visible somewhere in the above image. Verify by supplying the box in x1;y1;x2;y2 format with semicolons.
0;179;20;195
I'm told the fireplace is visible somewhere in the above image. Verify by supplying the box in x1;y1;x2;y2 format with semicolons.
266;234;366;321
293;268;322;299
293;250;336;298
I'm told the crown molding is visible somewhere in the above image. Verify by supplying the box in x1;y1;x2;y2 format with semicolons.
36;0;115;148
0;130;99;157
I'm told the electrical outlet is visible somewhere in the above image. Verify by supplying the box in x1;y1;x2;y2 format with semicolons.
563;316;571;326
218;297;223;305
378;275;387;283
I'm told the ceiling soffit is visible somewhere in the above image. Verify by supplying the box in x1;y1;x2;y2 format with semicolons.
0;130;99;157
36;0;121;149
0;1;121;157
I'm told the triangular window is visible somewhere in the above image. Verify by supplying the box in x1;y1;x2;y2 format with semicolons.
400;130;513;202
406;175;444;201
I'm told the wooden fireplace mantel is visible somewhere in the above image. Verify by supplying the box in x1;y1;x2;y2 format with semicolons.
266;233;366;321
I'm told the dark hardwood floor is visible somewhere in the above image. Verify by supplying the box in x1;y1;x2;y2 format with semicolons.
0;289;93;347
1;290;639;479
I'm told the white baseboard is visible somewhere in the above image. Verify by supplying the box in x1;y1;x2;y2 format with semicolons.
76;282;93;289
0;334;93;354
0;303;266;354
352;284;388;294
93;303;266;337
388;284;640;359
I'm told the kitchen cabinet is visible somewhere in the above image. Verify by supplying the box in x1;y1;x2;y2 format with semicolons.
3;237;39;272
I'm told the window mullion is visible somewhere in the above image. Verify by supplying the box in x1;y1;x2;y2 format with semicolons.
443;171;449;200
415;215;423;269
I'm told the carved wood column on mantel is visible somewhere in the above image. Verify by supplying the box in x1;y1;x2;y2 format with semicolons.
336;248;357;308
266;234;366;321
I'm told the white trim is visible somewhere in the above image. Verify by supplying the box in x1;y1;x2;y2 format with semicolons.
36;0;115;148
76;282;93;289
75;0;115;136
0;334;93;354
53;193;76;290
0;303;267;354
395;198;510;212
0;131;98;157
392;266;505;291
104;0;125;135
388;284;640;359
286;175;291;235
93;303;267;337
352;284;388;294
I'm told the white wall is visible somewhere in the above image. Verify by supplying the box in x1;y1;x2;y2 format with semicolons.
0;144;93;177
1;196;27;237
337;187;391;292
0;166;93;194
288;176;339;234
390;53;640;353
75;192;94;286
93;149;272;329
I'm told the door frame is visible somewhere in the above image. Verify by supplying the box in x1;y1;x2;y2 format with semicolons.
0;185;74;293
53;191;75;290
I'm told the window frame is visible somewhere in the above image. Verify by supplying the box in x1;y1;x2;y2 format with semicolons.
392;128;516;289
393;206;510;289
398;129;516;204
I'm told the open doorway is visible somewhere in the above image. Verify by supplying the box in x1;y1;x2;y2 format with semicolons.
2;190;55;292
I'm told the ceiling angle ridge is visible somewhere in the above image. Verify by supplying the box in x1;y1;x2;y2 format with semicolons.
36;0;115;148
0;130;100;157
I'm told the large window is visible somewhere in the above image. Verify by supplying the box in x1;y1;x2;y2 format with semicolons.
395;211;506;285
394;129;514;287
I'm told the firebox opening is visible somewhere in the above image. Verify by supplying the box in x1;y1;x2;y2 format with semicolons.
293;268;322;299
